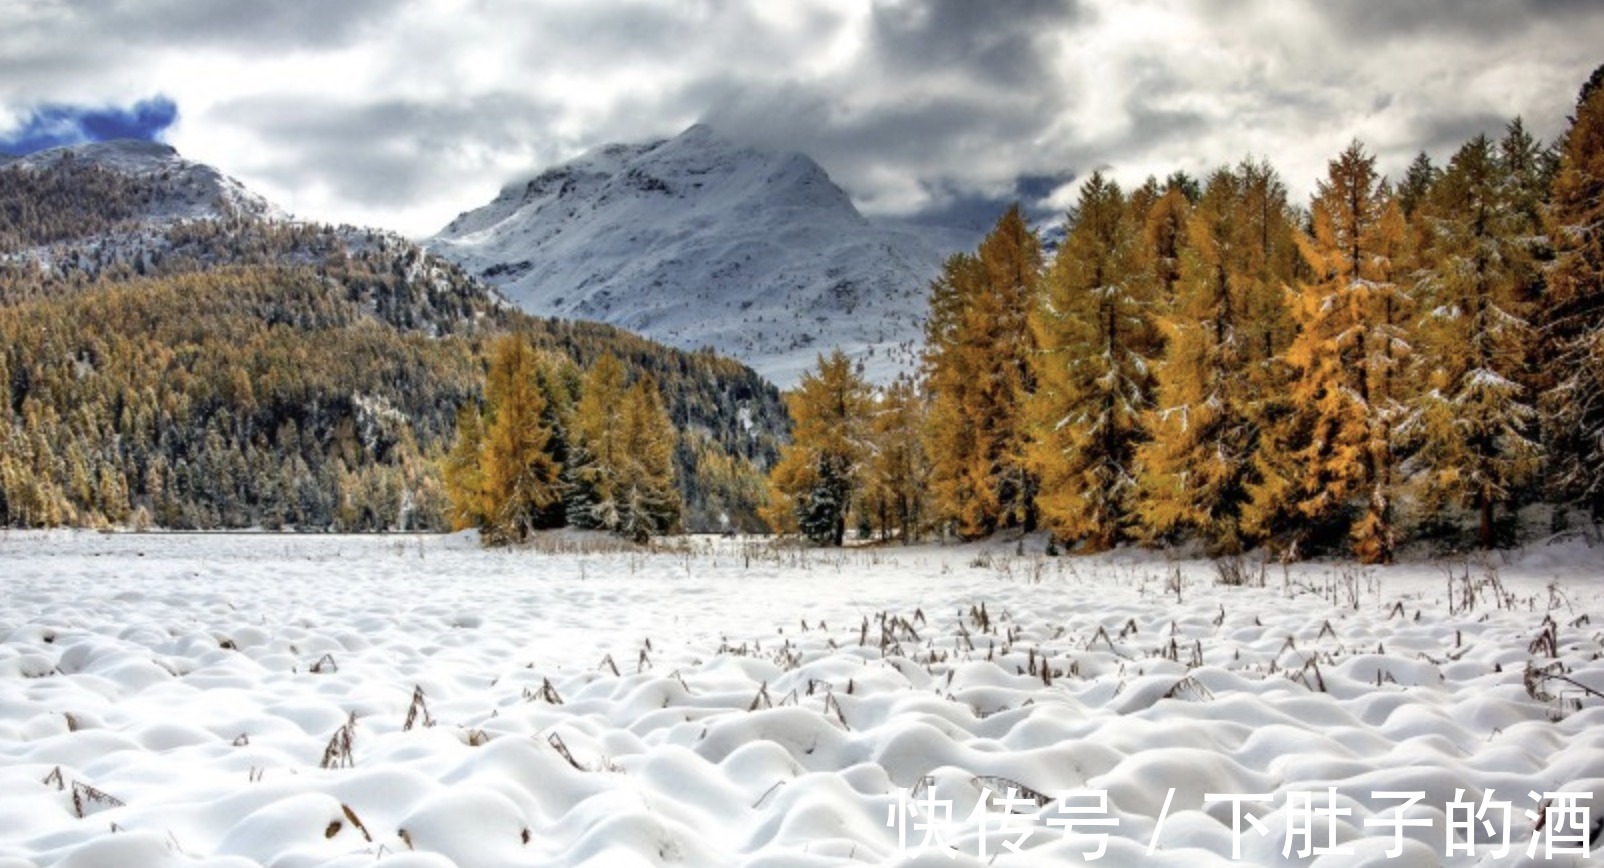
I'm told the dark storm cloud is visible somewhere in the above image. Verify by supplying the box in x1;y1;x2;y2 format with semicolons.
702;80;1069;224
6;0;1600;235
212;92;562;214
1316;0;1602;43
697;1;1088;223
1118;97;1210;153
897;170;1079;235
868;0;1084;88
0;0;397;98
26;0;394;51
1408;111;1526;159
0;96;178;154
707;86;1048;164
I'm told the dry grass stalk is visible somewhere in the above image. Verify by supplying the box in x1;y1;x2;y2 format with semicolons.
1289;658;1327;693
1529;617;1560;657
824;692;850;729
41;767;124;818
1164;676;1215;702
535;677;563;704
974;776;1053;809
320;713;357;769
71;780;124;818
403;686;434;731
547;732;583;770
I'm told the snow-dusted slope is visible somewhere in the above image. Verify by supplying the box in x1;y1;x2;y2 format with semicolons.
430;125;963;386
0;140;476;304
6;138;281;224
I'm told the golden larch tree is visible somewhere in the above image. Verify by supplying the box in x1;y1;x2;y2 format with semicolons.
1028;173;1158;551
443;335;563;544
922;206;1042;538
1246;142;1411;562
1135;163;1296;553
764;349;872;546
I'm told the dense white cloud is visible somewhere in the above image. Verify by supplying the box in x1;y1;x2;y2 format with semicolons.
3;0;1600;236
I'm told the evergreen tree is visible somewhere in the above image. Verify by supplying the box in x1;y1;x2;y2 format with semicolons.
1028;173;1157;551
1247;142;1411;562
764;350;871;546
1398;152;1439;218
1405;134;1542;548
1542;67;1604;520
922;206;1042;538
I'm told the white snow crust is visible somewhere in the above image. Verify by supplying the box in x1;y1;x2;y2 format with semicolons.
1;531;1602;866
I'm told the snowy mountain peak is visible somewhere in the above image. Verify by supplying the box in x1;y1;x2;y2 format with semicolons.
5;138;281;223
429;125;956;386
7;138;179;171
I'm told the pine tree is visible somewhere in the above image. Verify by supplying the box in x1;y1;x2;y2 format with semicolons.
1028;173;1157;551
1398;152;1439;218
1542;66;1604;520
1247;142;1411;562
1405;133;1543;548
764;349;871;546
922;206;1042;538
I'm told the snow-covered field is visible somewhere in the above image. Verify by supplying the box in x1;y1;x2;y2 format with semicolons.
2;531;1602;867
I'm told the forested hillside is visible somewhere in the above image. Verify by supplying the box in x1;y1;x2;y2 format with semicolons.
0;143;785;534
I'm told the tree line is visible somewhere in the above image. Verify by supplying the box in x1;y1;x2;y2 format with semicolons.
770;67;1604;561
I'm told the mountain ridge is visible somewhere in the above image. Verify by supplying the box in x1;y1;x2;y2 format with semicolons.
2;137;281;224
429;125;966;386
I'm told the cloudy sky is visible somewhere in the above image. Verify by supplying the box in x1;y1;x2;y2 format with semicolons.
3;0;1602;237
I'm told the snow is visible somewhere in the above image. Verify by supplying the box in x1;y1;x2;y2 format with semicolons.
1;531;1602;866
8;140;282;224
427;125;975;387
